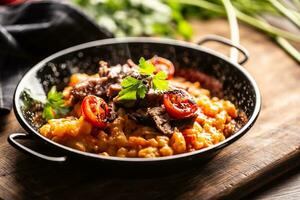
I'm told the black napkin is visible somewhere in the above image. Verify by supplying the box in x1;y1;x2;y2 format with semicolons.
0;0;113;114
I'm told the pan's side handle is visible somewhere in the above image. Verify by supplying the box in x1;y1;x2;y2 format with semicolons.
8;133;67;163
197;34;249;65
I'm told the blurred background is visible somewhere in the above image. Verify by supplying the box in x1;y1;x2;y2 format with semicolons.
1;0;300;63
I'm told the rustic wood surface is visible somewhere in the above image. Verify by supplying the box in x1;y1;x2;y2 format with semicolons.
248;166;300;199
0;19;300;200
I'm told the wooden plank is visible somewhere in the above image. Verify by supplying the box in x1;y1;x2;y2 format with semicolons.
0;19;299;200
249;167;300;200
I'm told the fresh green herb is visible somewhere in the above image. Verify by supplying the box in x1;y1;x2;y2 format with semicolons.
118;57;169;101
42;104;55;121
118;77;147;100
175;0;300;63
138;57;156;75
20;90;45;128
153;71;169;91
21;89;40;109
42;86;70;120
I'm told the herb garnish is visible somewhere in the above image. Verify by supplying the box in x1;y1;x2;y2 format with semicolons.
42;86;70;120
118;57;169;100
138;57;156;75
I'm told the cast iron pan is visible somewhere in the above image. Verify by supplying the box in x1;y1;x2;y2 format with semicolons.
8;36;261;166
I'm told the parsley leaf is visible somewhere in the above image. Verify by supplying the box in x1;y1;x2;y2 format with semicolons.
21;89;41;109
119;77;147;100
137;84;147;99
118;57;170;101
118;88;137;100
120;76;140;88
153;71;169;91
42;86;70;120
138;57;156;75
42;104;55;121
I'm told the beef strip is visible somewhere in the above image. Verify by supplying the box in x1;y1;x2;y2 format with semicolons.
72;62;138;101
147;106;174;135
107;83;122;97
71;77;109;100
128;108;151;124
145;89;164;106
99;62;137;81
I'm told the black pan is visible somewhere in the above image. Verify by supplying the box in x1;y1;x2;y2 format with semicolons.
8;36;261;166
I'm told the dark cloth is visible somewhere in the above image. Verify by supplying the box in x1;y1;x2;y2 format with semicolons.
0;0;113;114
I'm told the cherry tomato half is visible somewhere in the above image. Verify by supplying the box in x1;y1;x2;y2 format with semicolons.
81;95;109;128
151;56;175;79
163;90;198;119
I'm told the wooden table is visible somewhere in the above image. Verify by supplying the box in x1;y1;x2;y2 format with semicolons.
0;19;299;200
249;167;300;199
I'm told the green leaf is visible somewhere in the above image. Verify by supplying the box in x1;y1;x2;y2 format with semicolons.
153;71;169;91
155;71;168;80
138;57;156;75
137;84;147;99
118;88;137;100
42;86;70;120
21;89;38;109
118;57;170;101
119;76;148;100
42;104;55;121
121;76;140;88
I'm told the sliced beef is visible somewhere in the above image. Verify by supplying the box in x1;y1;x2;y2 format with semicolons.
72;62;137;101
71;77;108;100
128;108;151;124
107;84;122;97
145;89;164;107
147;106;174;135
99;61;137;81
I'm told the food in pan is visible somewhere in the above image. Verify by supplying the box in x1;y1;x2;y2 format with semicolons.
23;56;247;158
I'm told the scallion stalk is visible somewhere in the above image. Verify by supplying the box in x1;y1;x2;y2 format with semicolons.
176;0;300;63
275;37;300;63
222;0;239;63
269;0;300;28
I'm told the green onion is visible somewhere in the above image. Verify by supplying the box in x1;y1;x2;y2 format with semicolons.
275;37;300;63
268;0;300;28
175;0;300;63
222;0;239;63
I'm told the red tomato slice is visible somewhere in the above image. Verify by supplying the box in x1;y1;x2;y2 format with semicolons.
163;90;198;119
81;95;109;128
151;56;175;79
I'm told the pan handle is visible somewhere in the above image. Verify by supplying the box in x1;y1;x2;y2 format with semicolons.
8;133;67;163
197;34;249;65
